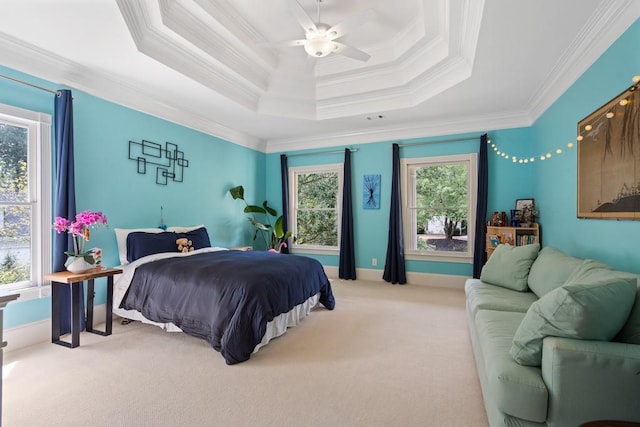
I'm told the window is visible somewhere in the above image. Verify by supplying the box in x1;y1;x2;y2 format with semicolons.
402;153;477;261
289;164;343;252
0;103;51;291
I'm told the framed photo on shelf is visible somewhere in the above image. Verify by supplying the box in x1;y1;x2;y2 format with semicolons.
515;198;536;226
515;198;535;212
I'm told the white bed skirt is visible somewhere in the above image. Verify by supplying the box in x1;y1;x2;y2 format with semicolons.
113;293;321;354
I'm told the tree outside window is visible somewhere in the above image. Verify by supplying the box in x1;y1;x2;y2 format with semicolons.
290;165;342;249
403;153;477;260
0;122;30;285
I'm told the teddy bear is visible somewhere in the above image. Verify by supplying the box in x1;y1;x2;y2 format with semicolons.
176;238;194;253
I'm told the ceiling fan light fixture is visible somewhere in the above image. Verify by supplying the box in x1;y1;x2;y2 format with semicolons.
304;37;334;57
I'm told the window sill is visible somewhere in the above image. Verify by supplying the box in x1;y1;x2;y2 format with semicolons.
1;284;51;302
405;251;472;264
290;246;339;256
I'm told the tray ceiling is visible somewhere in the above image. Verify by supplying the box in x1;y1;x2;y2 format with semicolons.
0;0;638;152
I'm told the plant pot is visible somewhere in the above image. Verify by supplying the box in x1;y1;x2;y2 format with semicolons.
65;256;94;274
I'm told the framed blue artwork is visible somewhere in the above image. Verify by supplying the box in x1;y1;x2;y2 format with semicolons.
363;174;381;209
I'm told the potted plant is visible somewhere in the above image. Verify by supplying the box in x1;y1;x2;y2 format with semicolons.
53;210;107;272
229;185;292;251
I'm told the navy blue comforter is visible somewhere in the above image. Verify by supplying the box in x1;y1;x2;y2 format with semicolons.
120;250;335;364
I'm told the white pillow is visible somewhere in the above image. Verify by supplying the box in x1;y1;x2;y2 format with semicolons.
114;228;164;265
167;224;205;233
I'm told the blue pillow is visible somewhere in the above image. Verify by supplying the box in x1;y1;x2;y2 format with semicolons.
178;227;211;250
126;228;211;262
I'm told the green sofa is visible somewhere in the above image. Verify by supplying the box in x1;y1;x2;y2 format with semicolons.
466;245;640;426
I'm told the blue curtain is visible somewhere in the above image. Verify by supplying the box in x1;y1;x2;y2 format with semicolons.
339;149;356;279
279;154;290;254
53;89;85;333
383;143;407;284
473;134;489;278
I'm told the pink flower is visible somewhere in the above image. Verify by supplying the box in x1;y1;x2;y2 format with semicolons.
54;217;69;233
69;221;84;236
53;210;108;257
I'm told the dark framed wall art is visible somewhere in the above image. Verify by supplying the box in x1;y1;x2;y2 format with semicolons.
577;81;640;219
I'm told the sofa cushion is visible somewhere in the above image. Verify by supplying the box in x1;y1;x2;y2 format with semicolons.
465;279;538;320
475;310;548;422
480;243;540;291
510;260;637;366
614;282;640;344
527;246;584;298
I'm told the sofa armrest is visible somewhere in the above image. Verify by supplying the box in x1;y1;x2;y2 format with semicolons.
541;337;640;427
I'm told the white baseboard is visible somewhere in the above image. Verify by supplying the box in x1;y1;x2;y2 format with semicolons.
323;266;467;289
5;304;107;353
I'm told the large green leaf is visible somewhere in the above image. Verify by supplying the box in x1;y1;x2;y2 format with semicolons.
274;215;284;238
244;205;266;214
249;217;270;231
229;185;244;200
262;201;277;217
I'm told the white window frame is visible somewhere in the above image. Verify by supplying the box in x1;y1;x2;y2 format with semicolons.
401;153;477;263
288;163;343;255
0;103;51;297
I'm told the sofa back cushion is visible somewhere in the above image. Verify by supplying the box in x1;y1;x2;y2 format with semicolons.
614;283;640;344
527;246;584;298
480;243;540;291
510;259;637;366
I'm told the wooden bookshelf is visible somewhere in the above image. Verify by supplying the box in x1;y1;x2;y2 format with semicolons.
486;223;539;260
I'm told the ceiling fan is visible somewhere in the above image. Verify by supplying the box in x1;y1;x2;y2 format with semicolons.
285;0;375;62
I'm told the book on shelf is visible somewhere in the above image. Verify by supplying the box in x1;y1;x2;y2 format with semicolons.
517;234;536;246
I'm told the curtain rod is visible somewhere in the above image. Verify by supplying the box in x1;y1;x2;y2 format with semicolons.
285;148;358;158
0;73;58;95
398;136;481;148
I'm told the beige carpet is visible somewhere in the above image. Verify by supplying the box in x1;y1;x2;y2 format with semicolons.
3;279;488;427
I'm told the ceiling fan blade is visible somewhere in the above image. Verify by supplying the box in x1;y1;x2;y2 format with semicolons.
286;0;317;34
333;42;371;62
327;9;375;40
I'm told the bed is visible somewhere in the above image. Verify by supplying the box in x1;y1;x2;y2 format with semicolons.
112;227;335;365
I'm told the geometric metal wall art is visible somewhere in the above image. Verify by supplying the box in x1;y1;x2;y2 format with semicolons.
128;140;189;185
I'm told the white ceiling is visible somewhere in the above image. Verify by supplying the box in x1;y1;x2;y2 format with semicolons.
0;0;638;153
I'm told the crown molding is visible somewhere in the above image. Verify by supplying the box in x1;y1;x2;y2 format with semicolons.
265;110;533;153
117;0;261;111
158;0;271;90
193;0;279;71
526;0;640;121
0;30;264;152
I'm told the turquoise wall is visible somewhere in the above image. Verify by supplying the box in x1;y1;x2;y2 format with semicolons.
265;130;534;277
531;18;640;272
0;66;264;328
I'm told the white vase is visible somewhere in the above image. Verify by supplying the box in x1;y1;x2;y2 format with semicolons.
65;256;94;273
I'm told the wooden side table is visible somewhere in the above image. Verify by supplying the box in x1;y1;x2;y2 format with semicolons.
44;267;122;348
